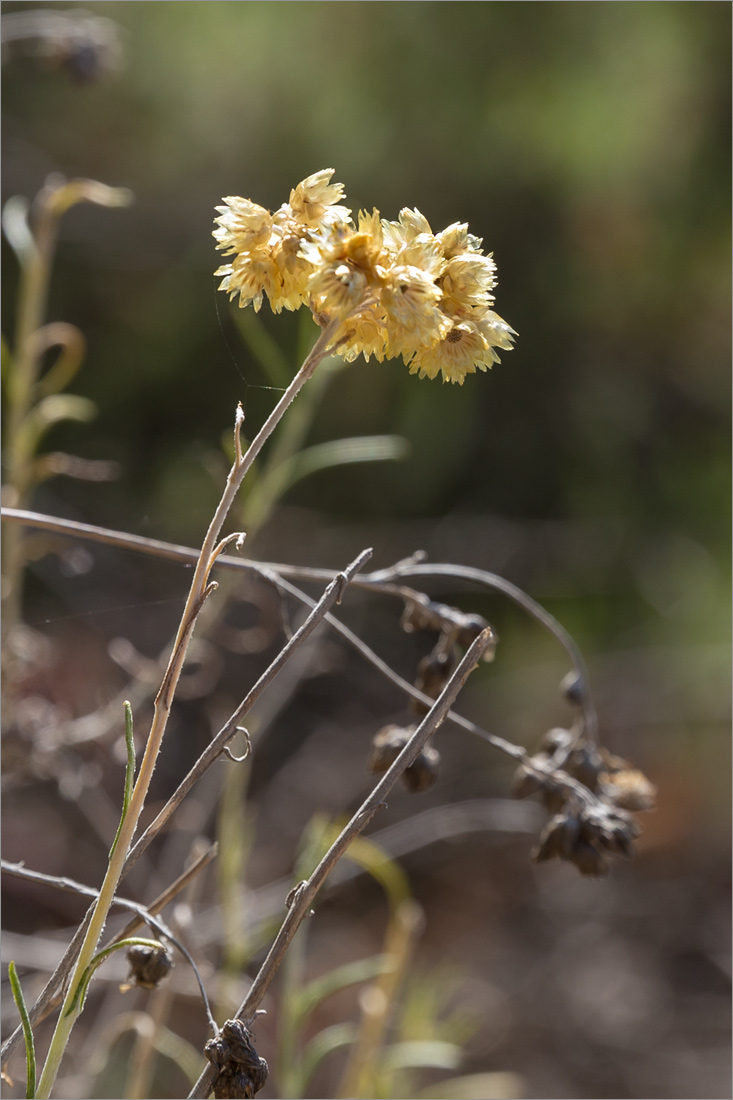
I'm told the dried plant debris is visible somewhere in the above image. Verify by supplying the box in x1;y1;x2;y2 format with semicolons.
205;1019;269;1100
123;942;174;990
369;724;441;794
512;726;656;876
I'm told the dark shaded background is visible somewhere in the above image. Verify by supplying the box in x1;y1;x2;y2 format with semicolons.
2;3;730;1099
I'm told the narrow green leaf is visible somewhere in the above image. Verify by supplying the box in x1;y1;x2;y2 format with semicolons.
294;954;392;1023
276;434;410;494
299;1023;357;1092
417;1071;524;1099
383;1039;462;1072
66;938;162;1017
109;702;136;859
8;961;36;1099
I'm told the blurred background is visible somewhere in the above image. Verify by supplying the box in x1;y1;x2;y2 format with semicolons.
1;3;730;1098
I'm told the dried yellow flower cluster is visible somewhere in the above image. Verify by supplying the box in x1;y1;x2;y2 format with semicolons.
214;170;515;384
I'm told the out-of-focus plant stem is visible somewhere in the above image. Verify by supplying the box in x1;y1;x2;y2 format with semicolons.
3;184;59;636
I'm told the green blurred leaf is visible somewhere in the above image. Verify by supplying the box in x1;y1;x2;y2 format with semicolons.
383;1039;462;1072
8;961;36;1099
293;955;392;1024
418;1071;524;1099
244;434;408;530
299;1023;357;1091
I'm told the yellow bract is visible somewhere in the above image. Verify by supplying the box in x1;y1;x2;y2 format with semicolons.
213;170;515;384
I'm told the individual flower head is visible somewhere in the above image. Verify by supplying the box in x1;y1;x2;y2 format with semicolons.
214;169;351;313
288;169;351;229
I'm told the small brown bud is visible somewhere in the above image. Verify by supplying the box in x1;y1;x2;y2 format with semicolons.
532;811;581;863
402;745;441;793
567;742;604;792
569;837;609;877
400;595;433;634
411;648;457;715
369;725;412;774
453;613;491;650
511;753;568;813
125;943;173;990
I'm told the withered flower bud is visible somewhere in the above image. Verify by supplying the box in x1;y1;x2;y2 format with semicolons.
511;753;568;813
205;1019;268;1099
583;805;640;857
570;837;609;877
369;724;413;774
125;942;173;990
454;613;491;651
402;745;441;793
598;750;657;812
567;742;605;792
400;595;433;634
411;647;457;716
532;810;581;863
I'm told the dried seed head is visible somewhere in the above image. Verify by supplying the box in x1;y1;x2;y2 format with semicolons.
369;725;413;774
402;745;441;793
205;1019;268;1099
124;942;173;990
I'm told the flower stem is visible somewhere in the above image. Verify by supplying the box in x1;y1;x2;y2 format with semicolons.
34;320;339;1099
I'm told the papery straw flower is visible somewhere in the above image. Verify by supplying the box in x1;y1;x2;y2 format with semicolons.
214;170;515;383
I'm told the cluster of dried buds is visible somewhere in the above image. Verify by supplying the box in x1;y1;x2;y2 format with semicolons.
512;725;656;876
368;596;496;793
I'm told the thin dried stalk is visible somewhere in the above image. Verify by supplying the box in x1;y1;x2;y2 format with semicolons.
123;548;373;876
188;629;494;1100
